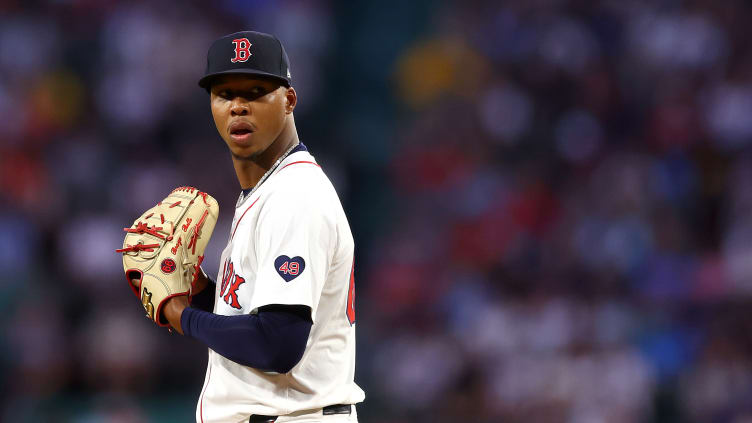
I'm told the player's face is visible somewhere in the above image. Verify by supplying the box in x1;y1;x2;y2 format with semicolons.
210;75;291;161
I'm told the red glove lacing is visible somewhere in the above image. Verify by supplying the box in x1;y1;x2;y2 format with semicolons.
123;222;166;239
115;243;160;253
186;210;209;255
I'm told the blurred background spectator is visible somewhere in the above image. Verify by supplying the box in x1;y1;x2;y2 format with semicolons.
2;0;752;422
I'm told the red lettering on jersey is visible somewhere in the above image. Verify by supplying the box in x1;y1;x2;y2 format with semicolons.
231;38;252;63
223;274;245;309
277;260;302;276
220;260;232;297
219;259;246;309
346;259;356;325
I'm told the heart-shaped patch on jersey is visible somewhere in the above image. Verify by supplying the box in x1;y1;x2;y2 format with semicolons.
274;255;306;282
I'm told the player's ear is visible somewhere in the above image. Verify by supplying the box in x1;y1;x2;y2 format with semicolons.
285;87;297;114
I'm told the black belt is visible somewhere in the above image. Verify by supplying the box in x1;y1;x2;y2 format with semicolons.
249;404;351;422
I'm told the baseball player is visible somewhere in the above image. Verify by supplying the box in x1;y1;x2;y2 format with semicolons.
159;31;365;422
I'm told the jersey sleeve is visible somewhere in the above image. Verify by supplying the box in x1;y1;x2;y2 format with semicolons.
249;176;334;317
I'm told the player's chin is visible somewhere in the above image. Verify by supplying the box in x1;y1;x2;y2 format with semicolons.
224;136;256;157
229;145;262;161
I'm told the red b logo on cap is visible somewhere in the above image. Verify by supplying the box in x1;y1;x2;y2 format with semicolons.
231;38;252;63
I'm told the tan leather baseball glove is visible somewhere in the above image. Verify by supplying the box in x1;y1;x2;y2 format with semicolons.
116;186;219;327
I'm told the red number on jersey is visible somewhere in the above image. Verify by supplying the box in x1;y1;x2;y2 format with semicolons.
346;260;356;325
278;262;289;274
289;261;299;275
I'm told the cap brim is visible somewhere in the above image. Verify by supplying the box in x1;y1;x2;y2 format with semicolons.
198;69;290;90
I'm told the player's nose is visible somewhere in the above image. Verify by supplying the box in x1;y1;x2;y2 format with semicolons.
230;99;250;116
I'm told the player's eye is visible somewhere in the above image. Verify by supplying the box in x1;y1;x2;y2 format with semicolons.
218;90;232;99
249;87;267;97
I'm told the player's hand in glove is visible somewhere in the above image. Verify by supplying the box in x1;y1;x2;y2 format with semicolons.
116;186;219;328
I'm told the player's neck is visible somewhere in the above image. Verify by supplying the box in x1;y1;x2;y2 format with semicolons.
233;119;299;190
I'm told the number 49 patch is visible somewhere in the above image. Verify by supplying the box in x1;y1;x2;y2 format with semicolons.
274;255;306;282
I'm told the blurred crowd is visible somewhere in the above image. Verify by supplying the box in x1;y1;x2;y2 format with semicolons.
2;0;752;422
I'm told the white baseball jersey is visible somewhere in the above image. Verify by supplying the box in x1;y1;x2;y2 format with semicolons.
196;147;365;422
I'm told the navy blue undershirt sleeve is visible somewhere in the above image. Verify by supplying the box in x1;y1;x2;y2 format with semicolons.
181;304;312;373
190;278;216;312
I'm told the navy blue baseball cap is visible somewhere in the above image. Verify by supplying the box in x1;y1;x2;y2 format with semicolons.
198;31;292;90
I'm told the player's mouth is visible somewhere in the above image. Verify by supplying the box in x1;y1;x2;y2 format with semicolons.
229;121;256;143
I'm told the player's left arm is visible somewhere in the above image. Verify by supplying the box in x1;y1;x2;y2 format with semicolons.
248;173;335;314
163;298;312;373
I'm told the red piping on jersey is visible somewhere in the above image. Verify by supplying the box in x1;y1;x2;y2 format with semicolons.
200;362;212;423
231;197;260;240
279;160;320;171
